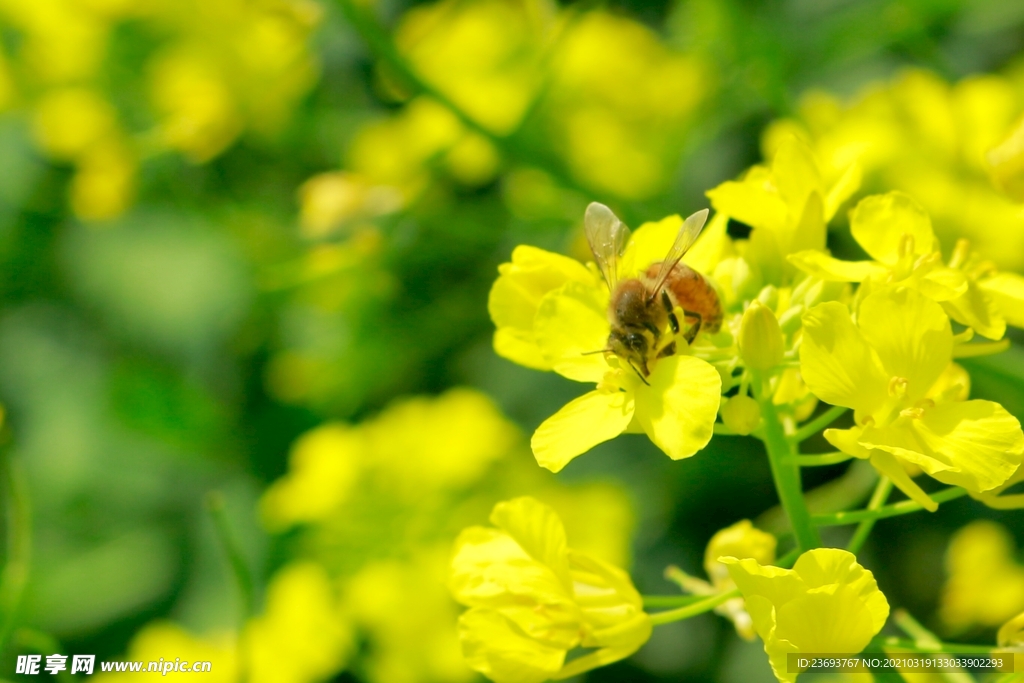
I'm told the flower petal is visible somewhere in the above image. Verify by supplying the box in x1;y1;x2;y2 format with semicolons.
490;497;573;589
458;608;566;683
449;526;571;607
823;162;862;221
823;426;873;459
787;250;886;282
534;281;610;382
633;355;721;460
800;302;888;414
943;280;1006;340
489;246;596;369
706;166;788;232
849;192;936;265
911;400;1024;493
979;272;1024;328
531;390;634;473
772;136;823;220
857;287;952;402
868;451;937;511
911;266;968;302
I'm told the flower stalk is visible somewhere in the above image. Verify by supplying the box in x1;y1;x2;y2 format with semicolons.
752;372;821;552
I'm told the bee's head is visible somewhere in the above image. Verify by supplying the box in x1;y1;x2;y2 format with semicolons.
608;328;650;379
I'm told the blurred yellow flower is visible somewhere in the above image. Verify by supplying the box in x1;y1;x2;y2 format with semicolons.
768;69;1024;270
297;172;402;239
93;622;238;682
261;388;518;529
548;11;709;199
260;424;363;530
245;562;353;683
347;548;473;683
800;287;1024;508
450;496;650;683
70;139;136;221
32;87;117;161
940;520;1024;631
723;548;889;683
347;96;500;193
147;48;243;163
395;0;550;135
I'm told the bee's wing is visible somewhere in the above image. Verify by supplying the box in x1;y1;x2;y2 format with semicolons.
649;208;710;299
584;202;630;290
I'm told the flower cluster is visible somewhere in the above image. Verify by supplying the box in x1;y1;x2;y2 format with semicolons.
108;389;638;683
0;0;320;220
468;131;1024;682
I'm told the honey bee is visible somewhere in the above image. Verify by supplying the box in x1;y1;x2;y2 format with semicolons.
585;202;722;382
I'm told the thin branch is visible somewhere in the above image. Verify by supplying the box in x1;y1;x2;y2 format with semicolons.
812;487;967;526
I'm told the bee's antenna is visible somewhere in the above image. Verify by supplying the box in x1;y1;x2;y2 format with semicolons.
581;348;612;356
628;361;650;386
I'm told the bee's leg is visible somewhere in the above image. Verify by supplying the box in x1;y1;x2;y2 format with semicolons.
661;291;680;334
657;340;676;358
683;310;703;345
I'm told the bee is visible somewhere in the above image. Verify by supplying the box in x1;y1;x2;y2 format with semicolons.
585;202;722;382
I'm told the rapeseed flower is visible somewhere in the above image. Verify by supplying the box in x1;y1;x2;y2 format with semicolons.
490;210;727;471
723;548;889;683
800;287;1024;508
450;496;650;683
766;69;1024;270
246;562;353;683
788;191;1024;340
940;521;1024;631
706;136;860;286
672;520;777;641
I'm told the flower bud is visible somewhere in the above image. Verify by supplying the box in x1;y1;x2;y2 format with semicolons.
720;395;761;435
739;300;784;370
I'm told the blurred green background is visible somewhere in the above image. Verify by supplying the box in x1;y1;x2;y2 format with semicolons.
2;0;1024;681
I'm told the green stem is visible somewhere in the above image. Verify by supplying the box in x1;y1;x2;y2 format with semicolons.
752;373;821;552
642;594;705;608
846;477;893;554
789;404;848;443
206;492;255;621
0;451;31;657
788;452;852;467
813;487;967;526
649;588;740;626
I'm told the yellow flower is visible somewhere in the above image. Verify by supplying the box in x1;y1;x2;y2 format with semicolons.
491;211;726;470
347;548;473;683
450;496;651;683
488;245;597;370
260;388;518;529
767;69;1024;271
939;521;1024;631
297;172;403;239
546;11;709;199
245;562;353;683
800;286;1024;509
723;548;889;683
706;136;860;285
704;520;776;640
93;622;238;682
788;191;1024;340
395;0;550;136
